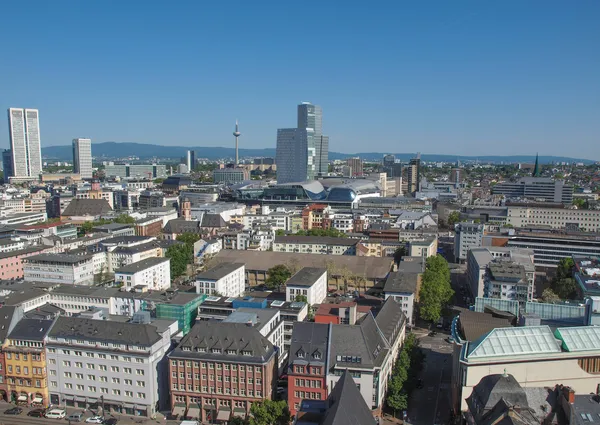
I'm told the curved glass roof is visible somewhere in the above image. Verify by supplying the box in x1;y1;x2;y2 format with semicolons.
467;325;561;358
555;326;600;352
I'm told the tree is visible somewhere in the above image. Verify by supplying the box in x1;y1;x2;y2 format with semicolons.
542;288;561;303
114;214;135;224
265;264;292;290
249;399;290;425
419;255;454;323
393;246;407;265
275;229;285;236
447;211;461;227
295;294;308;303
550;257;577;299
228;417;248;425
573;198;586;209
176;232;202;246
166;244;191;278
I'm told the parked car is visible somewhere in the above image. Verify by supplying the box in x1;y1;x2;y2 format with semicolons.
28;409;46;417
85;416;104;424
68;412;84;422
103;418;118;425
45;408;67;419
4;407;23;415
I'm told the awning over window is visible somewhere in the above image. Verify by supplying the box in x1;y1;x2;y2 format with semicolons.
76;396;87;403
32;397;43;403
233;408;247;419
172;403;186;417
17;395;27;401
187;404;201;418
216;409;231;421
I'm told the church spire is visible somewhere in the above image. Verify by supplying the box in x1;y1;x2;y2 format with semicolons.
532;153;540;177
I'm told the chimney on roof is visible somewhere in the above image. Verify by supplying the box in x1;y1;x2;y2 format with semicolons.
562;386;575;404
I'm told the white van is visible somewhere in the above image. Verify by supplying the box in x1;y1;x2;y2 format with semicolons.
45;408;67;419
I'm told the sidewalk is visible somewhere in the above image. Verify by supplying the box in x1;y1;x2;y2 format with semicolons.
0;401;183;425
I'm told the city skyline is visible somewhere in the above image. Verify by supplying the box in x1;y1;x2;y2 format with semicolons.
1;2;599;159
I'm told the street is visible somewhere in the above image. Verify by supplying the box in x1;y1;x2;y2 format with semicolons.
0;402;175;425
407;329;453;425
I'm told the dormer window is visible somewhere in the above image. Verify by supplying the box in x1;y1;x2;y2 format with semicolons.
296;349;305;358
211;348;221;354
226;349;236;355
242;350;252;356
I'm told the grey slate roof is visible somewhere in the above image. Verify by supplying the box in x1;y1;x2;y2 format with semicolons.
92;223;132;232
383;271;419;294
467;374;529;413
195;262;244;281
321;370;377;425
330;315;387;369
24;253;93;264
288;322;329;370
286;267;327;287
0;245;46;260
170;321;276;364
62;198;112;216
200;214;227;228
0;306;19;343
48;316;163;346
8;318;55;341
274;235;358;246
163;219;204;234
114;257;170;274
374;297;406;345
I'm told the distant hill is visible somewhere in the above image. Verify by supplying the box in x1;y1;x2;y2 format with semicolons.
41;142;596;164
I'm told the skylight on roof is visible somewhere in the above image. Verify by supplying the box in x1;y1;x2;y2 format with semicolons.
205;296;221;302
271;300;285;307
290;302;305;308
225;297;236;303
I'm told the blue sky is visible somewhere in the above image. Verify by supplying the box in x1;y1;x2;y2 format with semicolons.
1;1;599;158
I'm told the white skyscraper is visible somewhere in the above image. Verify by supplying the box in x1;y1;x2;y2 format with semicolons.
72;138;93;179
7;108;42;178
298;102;328;177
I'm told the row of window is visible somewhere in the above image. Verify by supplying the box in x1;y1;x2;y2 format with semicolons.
171;360;261;374
172;373;261;384
294;379;322;388
172;396;247;408
4;352;42;360
49;348;146;358
293;391;322;400
51;382;146;399
172;384;261;397
0;376;42;387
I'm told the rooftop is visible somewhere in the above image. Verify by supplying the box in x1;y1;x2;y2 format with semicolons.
8;319;54;341
467;326;562;359
195;262;245;281
286;267;327;287
274;235;358;246
383;271;419;294
114;257;170;274
24;253;93;265
48;316;163;346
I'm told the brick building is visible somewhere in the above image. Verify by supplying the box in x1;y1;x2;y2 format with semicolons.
168;321;278;423
287;322;331;417
134;216;163;237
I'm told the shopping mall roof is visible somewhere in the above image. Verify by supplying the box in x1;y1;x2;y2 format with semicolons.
467;325;561;359
555;326;600;352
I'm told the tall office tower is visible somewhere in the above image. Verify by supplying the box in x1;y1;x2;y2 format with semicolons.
2;150;13;179
7;108;42;178
407;153;421;195
382;154;402;178
276;128;314;184
186;150;196;171
72;138;93;179
297;102;329;177
346;157;364;177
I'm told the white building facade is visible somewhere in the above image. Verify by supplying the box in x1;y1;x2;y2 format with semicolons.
193;263;245;297
8;108;42;178
285;267;327;305
115;257;171;291
72;138;93;179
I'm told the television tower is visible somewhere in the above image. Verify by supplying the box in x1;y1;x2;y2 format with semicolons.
233;120;241;165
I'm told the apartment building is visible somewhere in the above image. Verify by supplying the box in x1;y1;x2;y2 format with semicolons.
168;321;278;423
115;257;171;291
506;204;600;232
383;269;420;327
466;247;535;300
327;299;406;412
288;322;330;416
454;222;484;263
0;212;47;226
193;263;245;298
273;235;358;256
0;247;50;280
285;267;327;306
4;319;54;407
46;315;176;416
23;253;94;285
134;216;163;237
